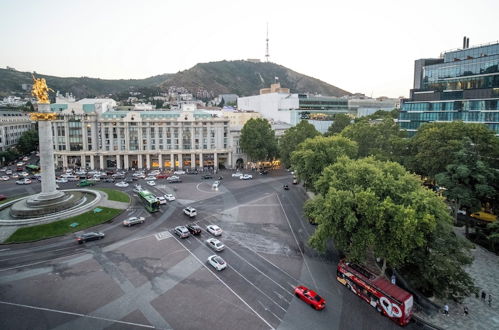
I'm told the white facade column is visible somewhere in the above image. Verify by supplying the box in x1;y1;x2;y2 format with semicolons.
159;154;163;169
63;155;68;168
124;154;129;170
146;154;151;169
228;152;232;168
178;154;183;169
90;155;95;170
99;155;104;169
116;154;121;169
214;152;218;169
91;121;98;151
170;153;175;169
199;152;203;168
191;153;195;169
80;155;85;169
138;154;143;169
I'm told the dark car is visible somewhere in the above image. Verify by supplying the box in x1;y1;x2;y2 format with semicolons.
0;194;7;201
186;224;202;235
75;232;105;244
202;174;213;179
259;170;269;175
283;184;289;190
187;170;198;175
103;177;115;183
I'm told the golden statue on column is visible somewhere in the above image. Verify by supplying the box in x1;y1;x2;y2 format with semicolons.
31;74;53;104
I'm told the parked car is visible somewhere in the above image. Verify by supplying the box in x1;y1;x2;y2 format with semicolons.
0;194;7;201
207;255;227;271
174;170;186;175
5;170;12;175
123;216;145;227
145;176;157;181
124;177;134;183
20;172;29;177
16;178;32;185
174;226;190;238
103;177;115;183
206;238;225;251
187;170;198;175
11;174;19;179
240;174;253;180
186;224;202;235
183;206;197;218
164;193;175;201
294;285;326;310
167;176;182;183
115;181;129;187
157;196;167;205
0;175;9;181
259;170;269;175
206;224;222;236
156;173;169;179
75;231;105;244
77;179;95;187
232;172;243;178
147;180;156;186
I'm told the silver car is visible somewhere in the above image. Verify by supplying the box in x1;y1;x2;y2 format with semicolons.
174;226;190;238
206;238;225;251
123;216;145;227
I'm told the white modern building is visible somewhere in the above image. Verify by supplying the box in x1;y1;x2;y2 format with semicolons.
0;110;34;151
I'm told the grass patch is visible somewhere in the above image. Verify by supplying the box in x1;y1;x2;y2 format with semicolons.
5;207;123;243
94;188;130;203
0;194;28;205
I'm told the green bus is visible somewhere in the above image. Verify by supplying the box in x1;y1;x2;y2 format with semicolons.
26;164;40;172
138;190;160;213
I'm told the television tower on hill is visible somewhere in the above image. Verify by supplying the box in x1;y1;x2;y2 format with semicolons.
265;23;270;62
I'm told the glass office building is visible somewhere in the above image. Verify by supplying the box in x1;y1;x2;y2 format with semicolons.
399;41;499;136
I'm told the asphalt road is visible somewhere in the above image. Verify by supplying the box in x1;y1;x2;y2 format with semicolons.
0;169;417;330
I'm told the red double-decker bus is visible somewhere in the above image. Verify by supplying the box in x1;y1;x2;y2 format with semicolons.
337;259;413;326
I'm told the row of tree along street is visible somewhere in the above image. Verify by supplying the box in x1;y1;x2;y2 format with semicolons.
239;112;499;301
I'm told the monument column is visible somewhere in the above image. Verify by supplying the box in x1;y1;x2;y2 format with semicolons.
99;155;104;169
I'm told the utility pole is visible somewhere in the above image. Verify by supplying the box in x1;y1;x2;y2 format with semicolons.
265;23;270;62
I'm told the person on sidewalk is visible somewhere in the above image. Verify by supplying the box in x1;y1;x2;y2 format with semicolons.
444;304;449;315
463;306;469;316
489;294;492;307
481;290;487;301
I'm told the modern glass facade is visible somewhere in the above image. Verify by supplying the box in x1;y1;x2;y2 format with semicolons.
400;41;499;136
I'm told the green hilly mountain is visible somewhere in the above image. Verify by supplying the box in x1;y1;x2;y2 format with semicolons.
0;60;350;99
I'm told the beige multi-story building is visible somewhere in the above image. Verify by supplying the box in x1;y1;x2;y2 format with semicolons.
0;110;34;152
222;110;262;127
51;104;232;170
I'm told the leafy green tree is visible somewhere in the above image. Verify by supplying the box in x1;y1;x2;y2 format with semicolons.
340;117;408;161
240;118;277;162
291;136;358;190
17;129;39;155
0;150;18;165
278;120;320;168
308;157;441;274
325;113;351;136
436;141;497;234
407;122;499;179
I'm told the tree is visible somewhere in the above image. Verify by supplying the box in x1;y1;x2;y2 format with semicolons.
340;117;408;161
239;118;277;162
278;120;320;168
435;140;497;235
308;157;441;274
407;122;499;179
325;113;351;136
290;136;358;190
17;129;39;155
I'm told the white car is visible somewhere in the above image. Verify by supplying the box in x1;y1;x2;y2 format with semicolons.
149;170;160;176
164;194;176;201
56;178;68;183
123;216;145;227
232;172;243;178
206;224;222;236
174;226;190;238
206;238;225;252
22;157;29;162
145;176;157;181
174;170;186;175
212;180;221;189
20;172;29;177
183;207;197;217
207;255;227;271
16;179;32;185
5;170;12;175
157;196;167;205
115;181;129;187
147;180;156;186
240;174;253;180
0;175;9;181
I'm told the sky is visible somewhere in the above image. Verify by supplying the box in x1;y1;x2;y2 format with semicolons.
0;0;498;98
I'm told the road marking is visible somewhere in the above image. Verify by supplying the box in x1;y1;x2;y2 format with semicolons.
257;300;283;322
0;300;155;328
0;259;53;272
154;231;172;241
169;233;274;330
276;194;319;290
0;248;10;252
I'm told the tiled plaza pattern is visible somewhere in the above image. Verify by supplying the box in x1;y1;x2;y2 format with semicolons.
417;227;499;330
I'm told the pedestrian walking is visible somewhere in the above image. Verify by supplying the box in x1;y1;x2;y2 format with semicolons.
482;290;487;301
443;304;449;315
489;294;492;307
463;306;469;316
391;274;396;285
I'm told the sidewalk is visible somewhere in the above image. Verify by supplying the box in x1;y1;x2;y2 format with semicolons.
417;226;499;330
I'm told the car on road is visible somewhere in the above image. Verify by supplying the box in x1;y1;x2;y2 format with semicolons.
206;238;225;251
186;224;202;235
0;175;9;181
206;224;222;236
55;178;68;183
164;193;175;201
202;174;213;179
232;172;243;178
294;286;326;310
145;176;157;181
186;170;198;175
115;181;129;187
167;176;182;183
156;173;169;179
240;174;253;180
75;231;105;244
173;170;186;175
259;170;269;175
283;184;289;190
11;174;19;179
212;180;221;189
123;216;145;227
156;196;167;205
77;179;95;187
16;178;32;185
0;194;7;201
103;177;115;183
293;178;298;184
183;206;197;217
147;180;156;186
5;170;12;175
207;255;227;271
20;172;29;177
125;177;134;183
174;226;190;238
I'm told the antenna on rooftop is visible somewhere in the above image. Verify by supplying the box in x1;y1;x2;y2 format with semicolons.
265;23;270;62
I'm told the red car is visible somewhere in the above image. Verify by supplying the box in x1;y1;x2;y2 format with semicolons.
0;194;6;201
294;285;326;310
156;173;170;179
